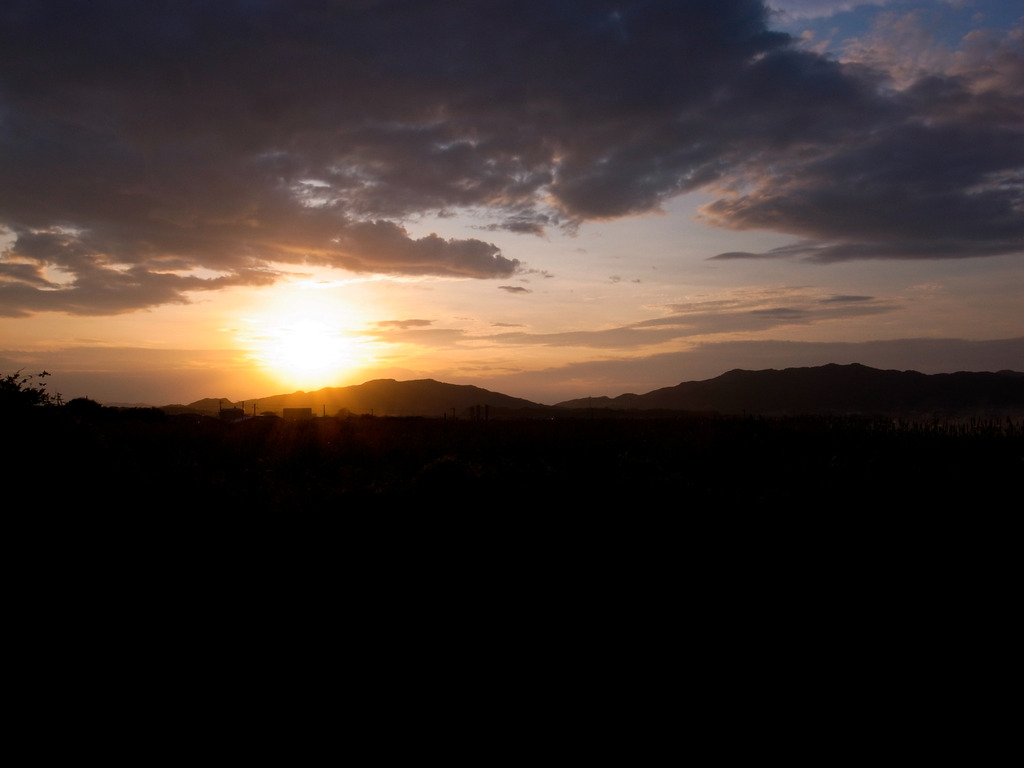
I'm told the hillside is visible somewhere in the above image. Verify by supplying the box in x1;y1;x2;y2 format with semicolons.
164;378;554;418
161;364;1024;419
556;363;1024;416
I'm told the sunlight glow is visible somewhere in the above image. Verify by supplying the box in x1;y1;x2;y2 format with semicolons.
239;282;376;392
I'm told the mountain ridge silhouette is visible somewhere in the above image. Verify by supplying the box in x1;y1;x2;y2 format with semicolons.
556;363;1024;415
160;363;1024;418
164;377;549;418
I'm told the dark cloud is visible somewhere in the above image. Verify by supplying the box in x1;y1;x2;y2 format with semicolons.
704;113;1024;261
321;220;518;278
0;253;280;317
821;295;873;303
704;19;1024;262
1;1;1021;314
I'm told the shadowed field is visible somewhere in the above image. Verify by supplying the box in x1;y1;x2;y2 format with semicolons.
8;406;1021;511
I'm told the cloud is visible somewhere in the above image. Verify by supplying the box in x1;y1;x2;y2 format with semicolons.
356;286;894;354
705;6;1024;262
487;288;899;348
322;220;519;278
704;83;1024;260
767;1;892;21
1;1;1021;314
365;325;469;348
373;319;434;330
821;294;874;303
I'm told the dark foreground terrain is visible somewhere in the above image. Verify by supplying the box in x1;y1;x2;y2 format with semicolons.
7;404;1019;664
8;405;1022;511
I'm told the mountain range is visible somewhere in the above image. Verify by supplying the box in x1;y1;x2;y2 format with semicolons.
161;363;1024;419
557;363;1024;415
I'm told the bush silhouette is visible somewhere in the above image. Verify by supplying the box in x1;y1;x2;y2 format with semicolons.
1;370;56;411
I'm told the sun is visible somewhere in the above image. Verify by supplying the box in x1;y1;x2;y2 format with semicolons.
240;285;373;392
262;316;360;386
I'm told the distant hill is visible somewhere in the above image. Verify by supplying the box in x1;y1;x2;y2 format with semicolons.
163;378;554;418
556;363;1024;416
161;364;1024;419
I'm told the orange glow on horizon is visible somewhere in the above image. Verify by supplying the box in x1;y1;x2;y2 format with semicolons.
236;281;380;392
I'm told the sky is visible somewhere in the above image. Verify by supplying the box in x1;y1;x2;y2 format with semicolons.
1;0;1022;406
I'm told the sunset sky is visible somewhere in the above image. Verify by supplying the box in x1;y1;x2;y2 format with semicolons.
2;0;1022;406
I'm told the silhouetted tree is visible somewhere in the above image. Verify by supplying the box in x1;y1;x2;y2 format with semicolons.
0;370;56;411
64;397;104;417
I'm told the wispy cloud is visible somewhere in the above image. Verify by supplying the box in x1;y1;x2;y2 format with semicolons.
483;287;899;349
372;319;435;330
768;1;892;21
